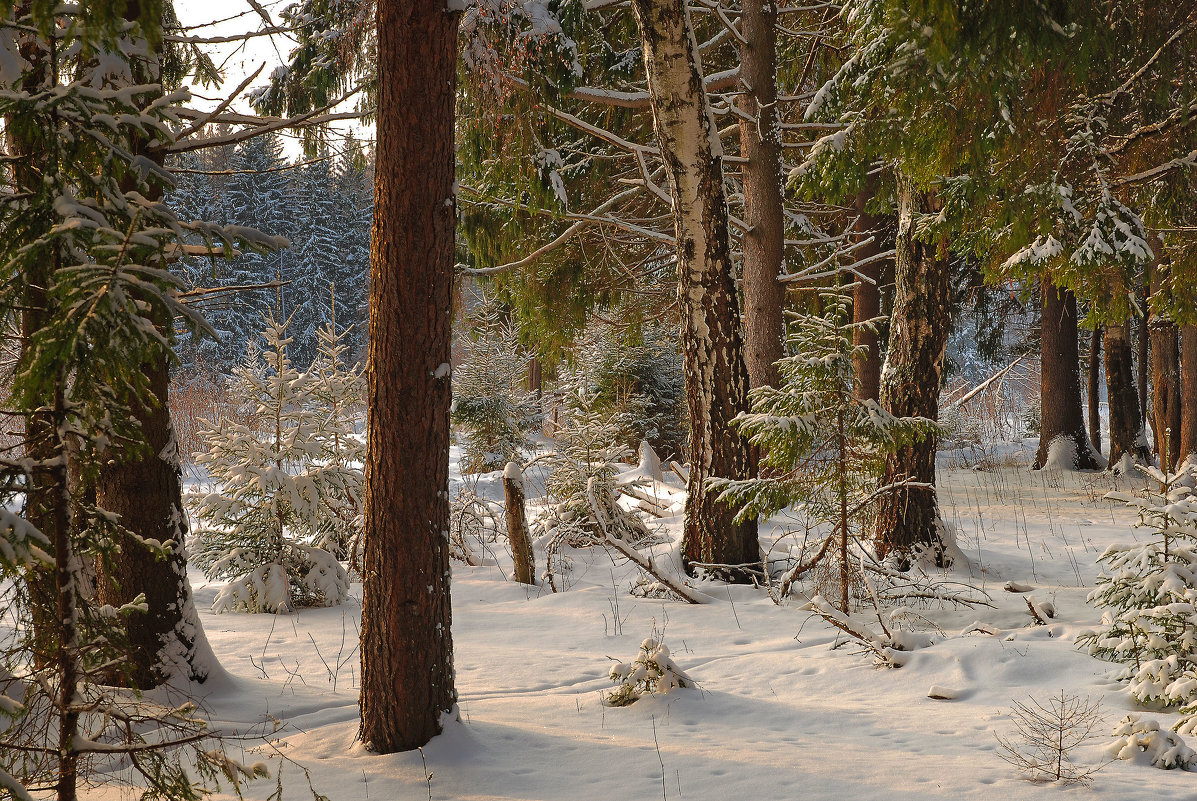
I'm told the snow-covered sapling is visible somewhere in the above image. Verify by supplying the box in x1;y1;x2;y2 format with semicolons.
604;638;692;707
714;287;937;610
188;316;351;612
451;289;542;473
1108;715;1196;770
1080;461;1197;717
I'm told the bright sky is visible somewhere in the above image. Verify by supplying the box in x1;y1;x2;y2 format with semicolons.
173;0;371;159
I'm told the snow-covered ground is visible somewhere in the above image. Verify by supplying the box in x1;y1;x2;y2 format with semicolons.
103;443;1197;799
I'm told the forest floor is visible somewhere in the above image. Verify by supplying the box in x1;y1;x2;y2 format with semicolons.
106;442;1197;799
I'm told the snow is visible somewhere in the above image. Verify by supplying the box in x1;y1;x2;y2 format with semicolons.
70;443;1197;799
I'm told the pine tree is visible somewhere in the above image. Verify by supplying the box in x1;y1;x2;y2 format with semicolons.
188;316;351;613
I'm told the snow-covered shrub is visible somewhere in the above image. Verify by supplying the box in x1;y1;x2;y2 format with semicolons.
604;638;692;707
1080;462;1197;724
188;316;351;612
449;482;504;566
1108;715;1196;769
452;290;542;473
537;389;650;549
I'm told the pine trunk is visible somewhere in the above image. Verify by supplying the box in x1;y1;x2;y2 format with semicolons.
95;353;209;687
359;0;457;753
1033;284;1101;470
736;0;785;391
851;186;888;402
1151;320;1182;469
631;0;758;574
1138;279;1150;420
9;2;59;662
1103;323;1148;466
93;10;210;687
1088;326;1101;455
872;178;951;563
1181;324;1197;464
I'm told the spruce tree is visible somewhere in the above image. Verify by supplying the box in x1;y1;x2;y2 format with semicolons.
188;316;351;613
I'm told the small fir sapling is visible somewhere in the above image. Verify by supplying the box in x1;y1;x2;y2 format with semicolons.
1079;461;1197;718
451;290;542;473
188;316;350;613
604;638;692;707
579;322;688;461
538;389;651;549
305;320;366;562
713;288;937;611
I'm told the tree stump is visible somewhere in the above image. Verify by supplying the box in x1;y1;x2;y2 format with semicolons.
504;462;535;584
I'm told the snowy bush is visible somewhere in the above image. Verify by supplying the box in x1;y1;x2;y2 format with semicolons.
1080;462;1197;719
537;389;650;550
452;290;542;473
188;316;352;612
604;638;692;707
1108;715;1196;770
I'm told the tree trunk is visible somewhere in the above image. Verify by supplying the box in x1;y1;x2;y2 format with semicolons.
1103;323;1148;467
93;5;211;687
359;0;457;753
1151;319;1182;469
852;186;889;402
631;0;759;575
95;353;210;687
1138;278;1150;422
1181;324;1197;464
8;2;60;663
1088;325;1101;455
736;0;785;391
503;462;535;585
1033;284;1101;470
872;177;951;564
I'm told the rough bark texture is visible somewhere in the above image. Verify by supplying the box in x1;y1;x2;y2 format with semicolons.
95;354;209;687
1182;324;1197;464
503;464;535;585
1103;323;1149;466
1033;284;1101;470
1088;326;1102;455
359;0;457;753
1138;279;1150;421
872;178;950;563
631;0;758;574
736;0;785;390
8;3;60;663
93;12;209;687
852;187;889;402
1151;319;1182;468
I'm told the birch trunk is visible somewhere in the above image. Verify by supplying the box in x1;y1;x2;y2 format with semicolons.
631;0;758;575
